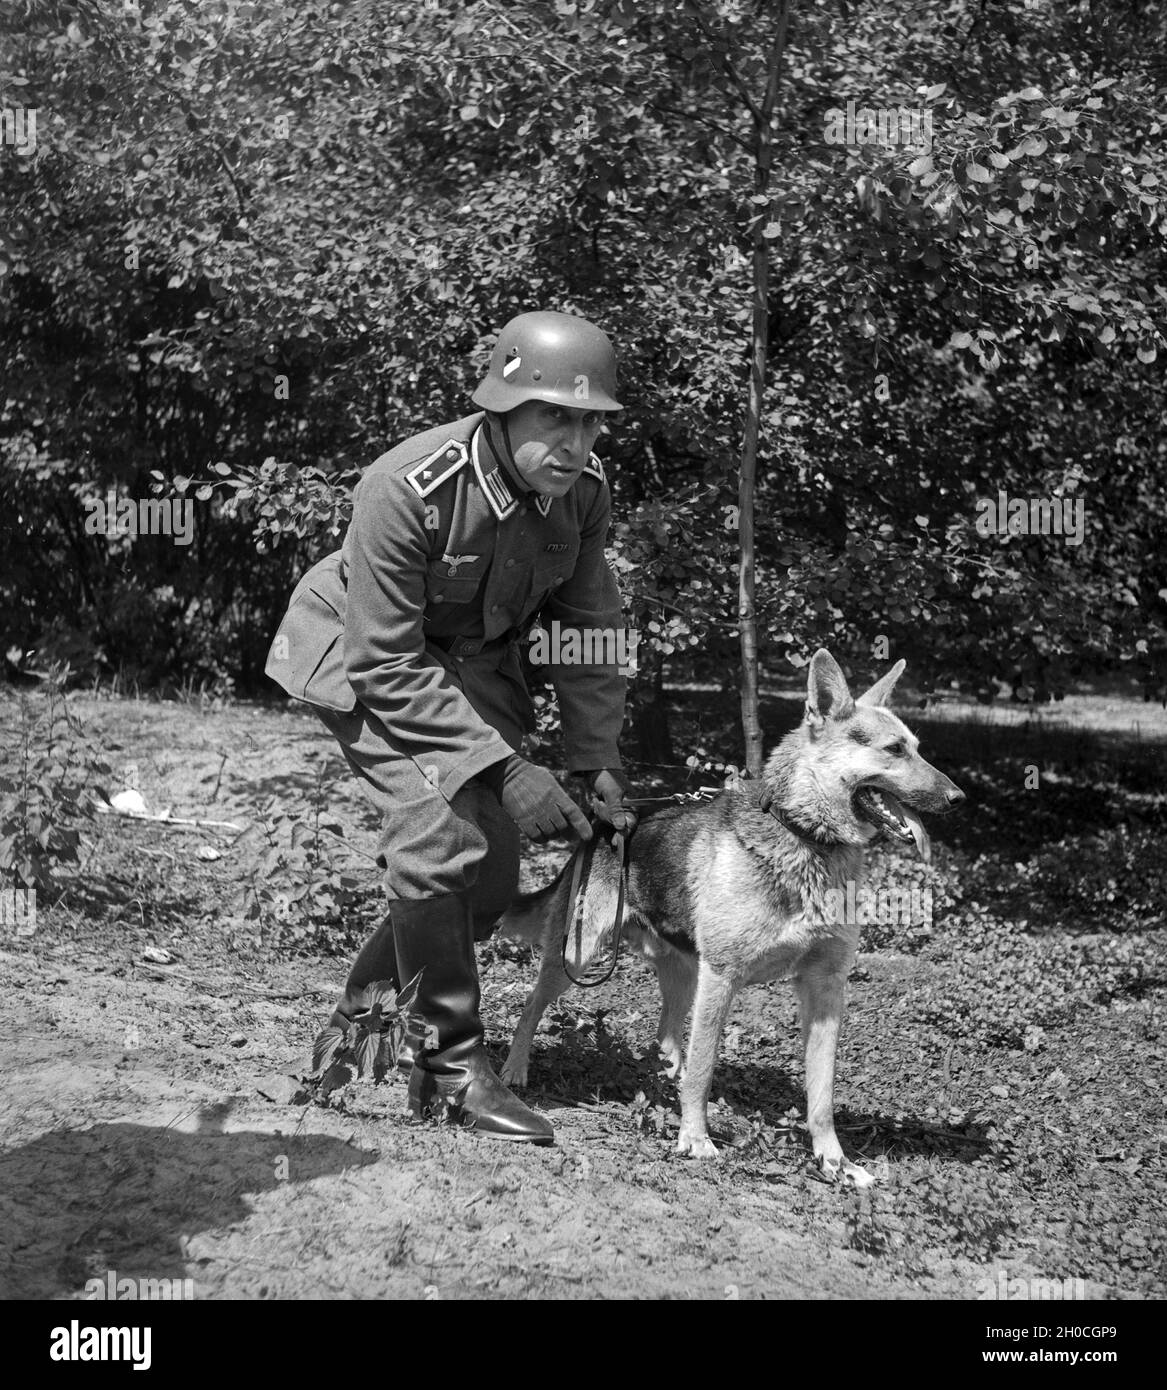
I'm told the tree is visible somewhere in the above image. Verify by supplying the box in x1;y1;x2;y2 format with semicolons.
3;0;1164;753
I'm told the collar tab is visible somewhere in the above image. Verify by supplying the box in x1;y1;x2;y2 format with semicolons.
471;426;518;520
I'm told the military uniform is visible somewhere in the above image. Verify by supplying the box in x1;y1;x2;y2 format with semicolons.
265;410;626;927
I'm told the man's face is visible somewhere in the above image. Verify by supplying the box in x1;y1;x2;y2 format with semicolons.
502;401;606;497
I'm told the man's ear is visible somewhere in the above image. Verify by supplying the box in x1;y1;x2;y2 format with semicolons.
805;649;855;728
856;659;907;708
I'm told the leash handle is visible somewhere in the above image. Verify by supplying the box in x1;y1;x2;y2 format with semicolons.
562;829;628;989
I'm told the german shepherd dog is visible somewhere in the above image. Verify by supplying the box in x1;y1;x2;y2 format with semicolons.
498;650;964;1185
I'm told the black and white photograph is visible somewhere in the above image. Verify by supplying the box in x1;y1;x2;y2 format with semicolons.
1;0;1163;1332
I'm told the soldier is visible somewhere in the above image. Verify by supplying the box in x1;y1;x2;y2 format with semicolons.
265;311;636;1145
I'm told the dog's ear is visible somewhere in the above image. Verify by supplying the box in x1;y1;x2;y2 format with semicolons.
806;649;855;726
856;659;907;708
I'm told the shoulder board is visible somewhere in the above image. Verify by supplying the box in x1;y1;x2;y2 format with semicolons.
583;453;606;484
404;441;469;499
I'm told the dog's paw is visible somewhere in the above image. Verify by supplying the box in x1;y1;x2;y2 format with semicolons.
658;1049;684;1081
819;1154;875;1187
499;1058;528;1089
676;1128;720;1160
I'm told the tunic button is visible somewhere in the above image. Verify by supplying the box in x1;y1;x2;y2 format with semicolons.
490;604;500;614
433;595;444;604
505;558;516;569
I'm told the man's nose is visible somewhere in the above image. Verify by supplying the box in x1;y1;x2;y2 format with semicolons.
562;423;585;459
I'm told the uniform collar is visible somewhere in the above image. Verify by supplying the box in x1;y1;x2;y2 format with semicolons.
471;425;553;520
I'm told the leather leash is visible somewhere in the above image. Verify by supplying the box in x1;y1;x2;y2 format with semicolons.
562;827;629;988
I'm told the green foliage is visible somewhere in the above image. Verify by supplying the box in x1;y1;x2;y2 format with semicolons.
629;1087;674;1137
162;458;358;555
919;906;1149;1049
2;0;1165;723
311;975;425;1087
241;758;371;950
915;1166;1020;1261
0;668;111;890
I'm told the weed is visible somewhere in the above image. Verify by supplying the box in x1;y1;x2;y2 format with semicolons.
629;1089;673;1137
241;757;374;949
310;975;429;1086
0;665;111;890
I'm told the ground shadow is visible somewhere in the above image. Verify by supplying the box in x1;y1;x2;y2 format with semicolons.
0;1098;378;1299
509;1036;993;1169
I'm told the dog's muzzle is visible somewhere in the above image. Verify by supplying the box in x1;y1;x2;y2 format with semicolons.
852;785;931;861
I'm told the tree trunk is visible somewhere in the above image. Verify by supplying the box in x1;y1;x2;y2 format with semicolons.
632;655;674;768
738;1;792;777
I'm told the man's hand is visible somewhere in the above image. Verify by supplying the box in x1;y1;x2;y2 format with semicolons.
479;755;593;843
580;768;637;836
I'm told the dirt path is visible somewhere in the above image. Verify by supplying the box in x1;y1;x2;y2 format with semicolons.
2;938;939;1301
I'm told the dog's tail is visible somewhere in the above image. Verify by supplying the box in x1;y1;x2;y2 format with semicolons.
496;854;576;949
497;837;627;971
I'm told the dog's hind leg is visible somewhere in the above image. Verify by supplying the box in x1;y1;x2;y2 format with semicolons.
500;857;616;1089
676;960;736;1159
500;950;572;1089
794;957;874;1188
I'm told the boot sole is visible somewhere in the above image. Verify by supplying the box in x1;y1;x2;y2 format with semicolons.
407;1099;554;1144
407;1088;554;1144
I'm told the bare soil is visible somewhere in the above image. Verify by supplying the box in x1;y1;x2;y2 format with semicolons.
1;688;1163;1300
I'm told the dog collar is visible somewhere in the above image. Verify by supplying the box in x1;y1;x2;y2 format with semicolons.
766;804;843;847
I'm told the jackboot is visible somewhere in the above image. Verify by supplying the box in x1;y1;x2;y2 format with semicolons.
321;914;417;1073
392;895;554;1144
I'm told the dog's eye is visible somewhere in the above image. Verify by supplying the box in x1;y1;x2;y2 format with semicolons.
884;742;906;757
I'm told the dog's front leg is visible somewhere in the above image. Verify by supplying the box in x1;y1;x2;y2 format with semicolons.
676;960;736;1159
795;964;874;1188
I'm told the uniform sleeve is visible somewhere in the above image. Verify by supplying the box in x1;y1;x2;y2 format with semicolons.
544;478;628;772
342;468;514;799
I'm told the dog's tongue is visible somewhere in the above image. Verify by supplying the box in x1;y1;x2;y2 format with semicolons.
883;791;931;863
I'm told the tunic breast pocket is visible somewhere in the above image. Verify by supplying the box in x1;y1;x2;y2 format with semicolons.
528;560;574;611
426;560;483;609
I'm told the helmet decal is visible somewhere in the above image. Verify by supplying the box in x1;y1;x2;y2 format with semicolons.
502;348;521;379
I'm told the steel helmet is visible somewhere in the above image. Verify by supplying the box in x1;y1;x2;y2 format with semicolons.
472;311;623;412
